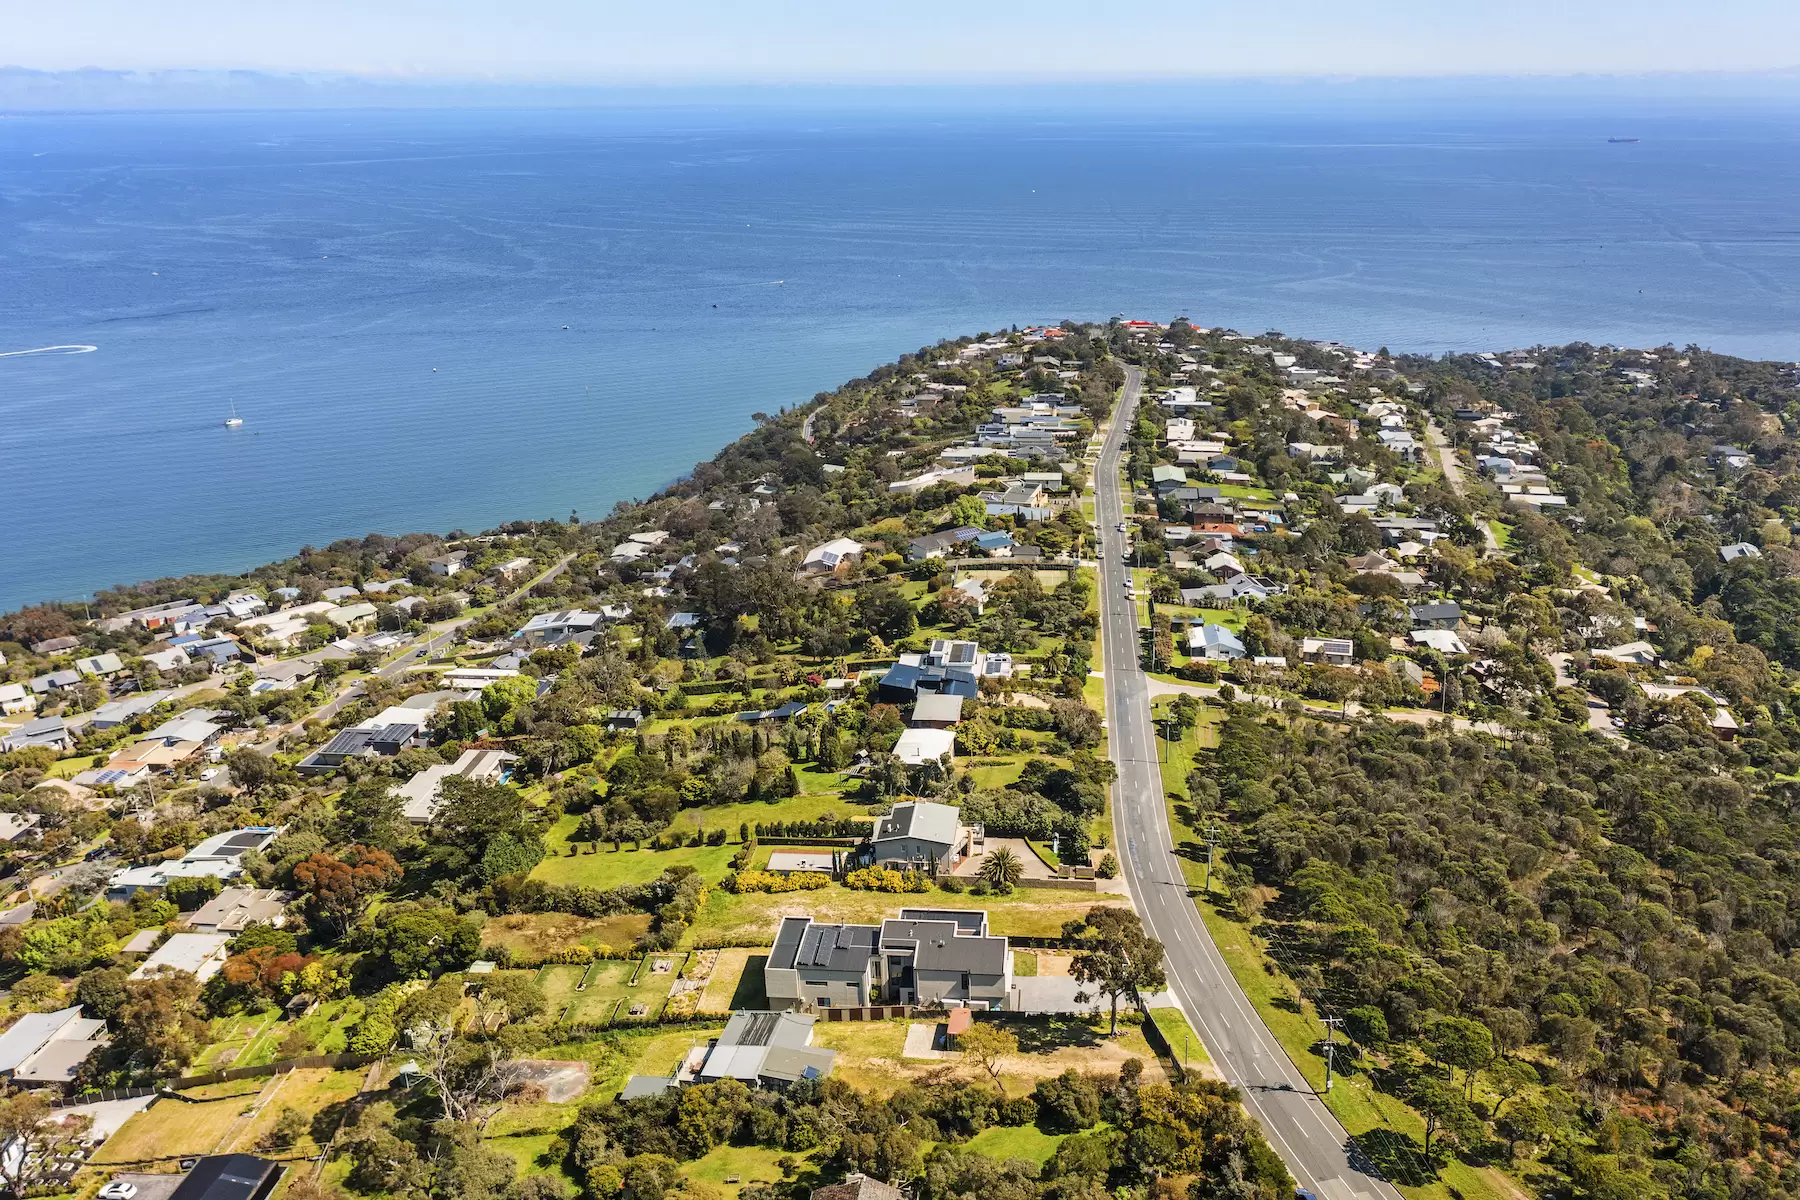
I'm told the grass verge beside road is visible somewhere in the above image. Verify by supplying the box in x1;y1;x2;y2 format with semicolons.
1155;705;1518;1200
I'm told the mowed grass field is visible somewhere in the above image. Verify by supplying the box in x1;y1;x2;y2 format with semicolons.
529;957;683;1024
964;1123;1069;1165
697;948;761;1013
532;831;737;888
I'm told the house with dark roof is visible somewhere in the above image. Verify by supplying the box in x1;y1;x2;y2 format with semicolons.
877;639;996;702
297;704;431;774
184;636;254;667
27;670;80;696
1408;601;1464;631
765;908;1012;1011
168;1154;284;1200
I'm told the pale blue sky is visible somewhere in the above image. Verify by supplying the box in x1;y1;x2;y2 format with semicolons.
4;0;1799;80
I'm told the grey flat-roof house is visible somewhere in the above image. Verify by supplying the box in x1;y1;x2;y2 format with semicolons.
766;908;1012;1011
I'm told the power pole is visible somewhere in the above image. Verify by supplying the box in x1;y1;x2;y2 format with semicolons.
1322;1015;1344;1093
1203;824;1221;894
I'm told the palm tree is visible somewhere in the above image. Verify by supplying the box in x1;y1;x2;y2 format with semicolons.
981;846;1026;888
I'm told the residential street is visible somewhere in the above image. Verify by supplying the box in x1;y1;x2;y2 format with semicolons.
247;551;577;751
1424;417;1501;555
1096;365;1402;1200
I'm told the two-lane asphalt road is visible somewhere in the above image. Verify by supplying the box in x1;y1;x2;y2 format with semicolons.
1095;365;1402;1200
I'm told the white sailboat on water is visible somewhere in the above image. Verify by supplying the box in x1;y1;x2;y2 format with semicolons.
224;400;243;428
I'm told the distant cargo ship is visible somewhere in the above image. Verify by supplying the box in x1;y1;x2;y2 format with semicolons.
1608;137;1640;144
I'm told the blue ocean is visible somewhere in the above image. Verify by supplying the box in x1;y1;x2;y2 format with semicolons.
3;104;1799;610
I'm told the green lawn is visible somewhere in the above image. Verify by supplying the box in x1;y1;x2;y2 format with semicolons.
964;1124;1069;1165
533;823;738;888
964;750;1065;790
1155;605;1247;632
48;754;99;779
1083;671;1107;714
1147;1006;1211;1068
194;998;363;1068
1215;484;1278;502
92;1067;363;1170
671;790;865;837
484;1100;582;1184
682;1143;814;1197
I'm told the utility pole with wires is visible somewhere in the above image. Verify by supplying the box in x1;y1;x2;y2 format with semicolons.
1322;1015;1344;1093
1203;824;1221;895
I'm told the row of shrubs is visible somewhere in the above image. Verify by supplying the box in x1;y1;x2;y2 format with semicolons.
751;818;874;839
720;870;831;894
842;866;934;893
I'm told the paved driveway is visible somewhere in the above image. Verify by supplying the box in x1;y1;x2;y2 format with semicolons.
953;837;1057;879
1010;975;1174;1014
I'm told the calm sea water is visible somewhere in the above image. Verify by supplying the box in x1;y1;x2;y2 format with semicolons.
3;105;1799;610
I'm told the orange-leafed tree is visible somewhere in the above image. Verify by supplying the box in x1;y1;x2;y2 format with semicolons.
293;845;402;938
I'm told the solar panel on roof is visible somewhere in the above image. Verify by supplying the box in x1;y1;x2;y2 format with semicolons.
738;1012;778;1045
